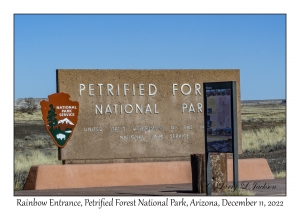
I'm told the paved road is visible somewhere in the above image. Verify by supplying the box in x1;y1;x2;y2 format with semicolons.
14;178;285;196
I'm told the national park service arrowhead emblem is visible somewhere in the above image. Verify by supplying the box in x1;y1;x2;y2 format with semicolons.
40;93;79;148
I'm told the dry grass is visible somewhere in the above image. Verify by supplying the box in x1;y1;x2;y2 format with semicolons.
241;104;286;152
14;109;61;190
273;171;286;178
14;149;60;172
241;105;286;123
242;125;286;152
241;104;286;178
14;110;42;121
14;136;60;190
14;149;61;190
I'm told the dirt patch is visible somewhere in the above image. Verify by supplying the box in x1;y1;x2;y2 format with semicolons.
242;120;286;131
14;123;48;140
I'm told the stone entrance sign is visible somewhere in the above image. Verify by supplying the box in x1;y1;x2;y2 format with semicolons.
57;69;241;162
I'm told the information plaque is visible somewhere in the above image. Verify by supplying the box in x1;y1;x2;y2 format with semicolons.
204;82;235;153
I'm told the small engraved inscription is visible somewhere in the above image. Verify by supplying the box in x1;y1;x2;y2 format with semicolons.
169;134;189;139
120;135;145;140
133;126;164;131
110;126;125;132
184;125;193;130
84;127;103;132
151;134;163;139
170;125;178;130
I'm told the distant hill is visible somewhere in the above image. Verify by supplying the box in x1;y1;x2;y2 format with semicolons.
14;98;47;110
241;99;286;105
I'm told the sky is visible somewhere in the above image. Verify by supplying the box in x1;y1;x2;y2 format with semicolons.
14;14;286;100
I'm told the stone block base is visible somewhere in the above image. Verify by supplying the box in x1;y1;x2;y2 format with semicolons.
24;158;274;190
23;161;191;190
227;158;274;181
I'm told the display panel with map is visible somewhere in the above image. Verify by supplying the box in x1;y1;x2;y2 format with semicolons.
204;82;234;153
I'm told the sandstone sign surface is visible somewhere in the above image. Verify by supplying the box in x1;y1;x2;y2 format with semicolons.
57;69;241;162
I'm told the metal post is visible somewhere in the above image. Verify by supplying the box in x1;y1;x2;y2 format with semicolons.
203;83;211;196
56;70;62;162
232;81;239;191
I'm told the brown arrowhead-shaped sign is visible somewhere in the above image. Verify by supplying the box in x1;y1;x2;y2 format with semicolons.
40;92;79;148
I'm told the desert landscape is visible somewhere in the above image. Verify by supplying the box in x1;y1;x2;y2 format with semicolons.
14;98;286;190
